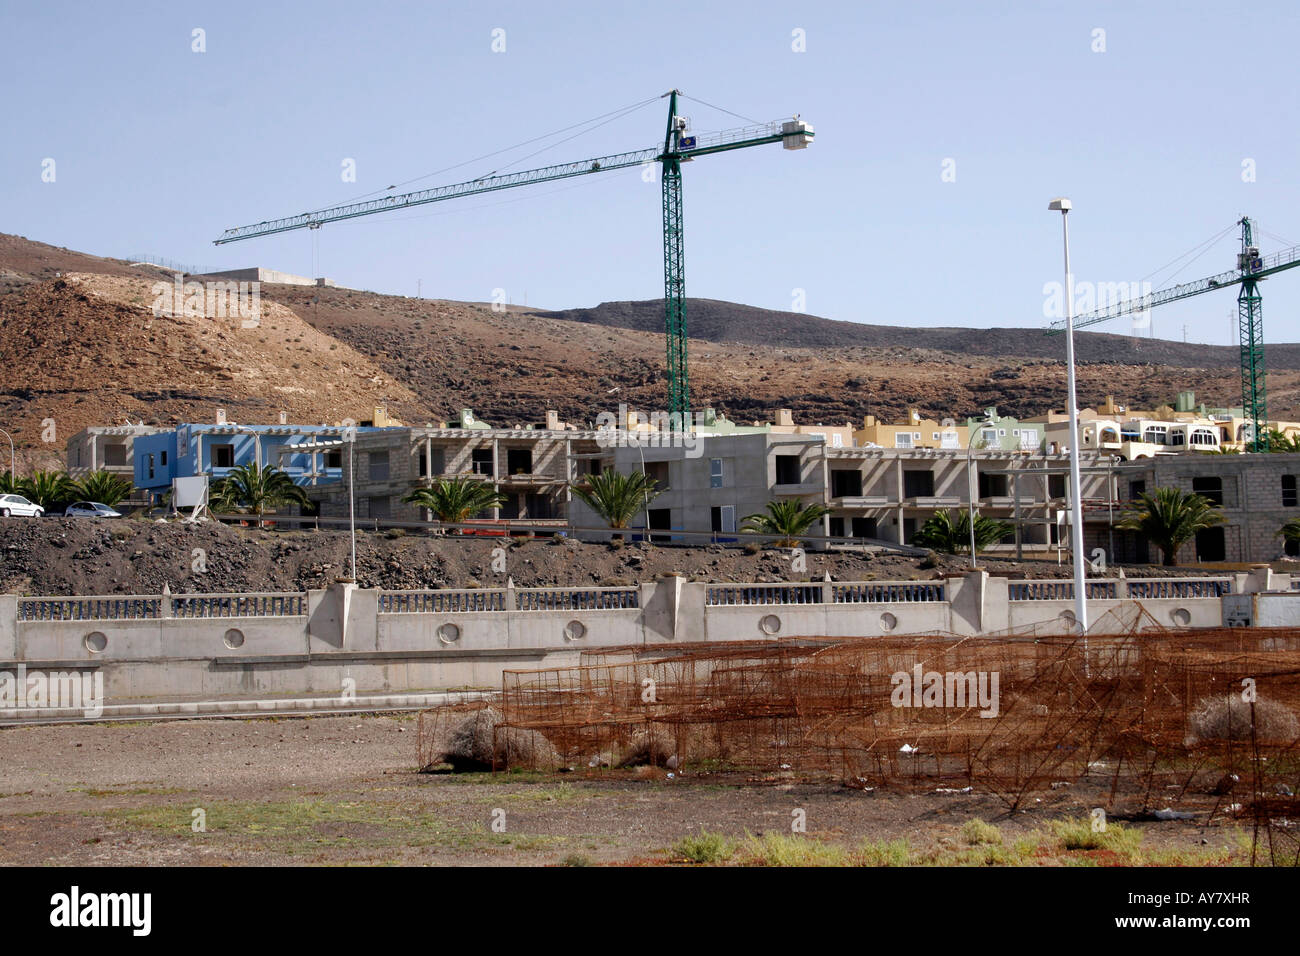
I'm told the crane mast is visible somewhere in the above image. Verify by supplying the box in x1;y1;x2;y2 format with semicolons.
1238;217;1266;450
1047;215;1300;452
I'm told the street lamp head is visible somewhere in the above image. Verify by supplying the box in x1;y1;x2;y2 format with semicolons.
1048;197;1072;212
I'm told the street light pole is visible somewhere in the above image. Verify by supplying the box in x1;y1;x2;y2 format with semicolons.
966;416;994;569
0;427;14;479
1049;198;1088;634
346;428;357;581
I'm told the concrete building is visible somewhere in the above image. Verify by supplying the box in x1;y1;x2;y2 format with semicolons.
568;428;1110;552
856;409;967;450
964;408;1043;453
131;421;399;500
1112;452;1300;564
65;424;169;479
768;408;855;448
311;420;607;522
568;431;818;541
191;267;336;288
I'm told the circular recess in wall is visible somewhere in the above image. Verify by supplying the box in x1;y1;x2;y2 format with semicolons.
879;612;898;632
223;628;245;649
84;631;108;653
1059;610;1077;629
564;620;587;641
1170;608;1191;627
437;622;462;645
760;614;782;636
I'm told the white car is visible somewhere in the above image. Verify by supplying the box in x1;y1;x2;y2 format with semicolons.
64;501;123;519
0;494;44;518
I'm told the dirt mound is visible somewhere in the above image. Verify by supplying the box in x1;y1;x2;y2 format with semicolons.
440;707;560;771
1188;694;1300;743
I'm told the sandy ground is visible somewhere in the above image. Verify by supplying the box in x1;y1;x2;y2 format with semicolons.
0;715;1261;867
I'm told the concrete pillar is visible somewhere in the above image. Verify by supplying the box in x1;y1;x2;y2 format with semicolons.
894;457;904;544
491;439;501;519
946;570;990;635
1245;565;1274;593
0;594;16;659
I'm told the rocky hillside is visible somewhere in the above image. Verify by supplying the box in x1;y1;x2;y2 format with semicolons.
4;231;1300;473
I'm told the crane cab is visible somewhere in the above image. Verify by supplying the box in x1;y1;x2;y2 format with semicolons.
782;119;814;149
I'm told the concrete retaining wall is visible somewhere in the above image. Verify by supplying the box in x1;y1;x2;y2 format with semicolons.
3;571;1296;706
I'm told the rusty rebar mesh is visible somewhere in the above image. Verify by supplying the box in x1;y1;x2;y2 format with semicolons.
418;621;1300;862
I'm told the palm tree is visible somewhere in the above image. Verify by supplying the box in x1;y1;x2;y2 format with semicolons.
403;476;507;525
18;470;76;510
73;470;133;507
209;463;310;524
1266;430;1300;453
740;498;830;547
0;472;19;495
1277;516;1300;554
912;508;1013;555
1116;487;1225;566
570;470;661;533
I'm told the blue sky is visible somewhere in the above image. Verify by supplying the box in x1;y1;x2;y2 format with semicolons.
3;0;1298;343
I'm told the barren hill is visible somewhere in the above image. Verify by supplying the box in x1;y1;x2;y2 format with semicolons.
4;231;1300;473
533;297;1300;370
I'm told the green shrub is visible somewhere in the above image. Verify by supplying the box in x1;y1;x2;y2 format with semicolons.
673;830;736;864
961;818;1003;846
742;832;849;867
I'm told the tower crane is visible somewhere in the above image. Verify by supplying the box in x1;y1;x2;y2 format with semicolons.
214;91;814;425
1047;217;1300;451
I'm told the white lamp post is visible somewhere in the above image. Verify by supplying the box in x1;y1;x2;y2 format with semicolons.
1049;197;1088;634
966;414;995;569
345;427;358;581
0;427;14;479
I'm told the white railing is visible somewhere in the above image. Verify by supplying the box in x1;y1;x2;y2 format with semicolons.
707;584;824;606
171;594;306;618
1009;580;1119;601
18;596;163;621
515;588;639;611
1125;578;1232;599
379;590;508;613
1008;578;1229;601
834;582;945;603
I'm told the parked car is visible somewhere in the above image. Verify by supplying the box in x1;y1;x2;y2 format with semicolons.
0;494;44;518
64;501;123;519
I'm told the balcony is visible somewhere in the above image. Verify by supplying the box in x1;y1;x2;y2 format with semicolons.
831;495;891;508
773;481;823;496
498;472;564;487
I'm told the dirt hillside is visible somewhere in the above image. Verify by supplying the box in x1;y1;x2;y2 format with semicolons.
5;231;1300;472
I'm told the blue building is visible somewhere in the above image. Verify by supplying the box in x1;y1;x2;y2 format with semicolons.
133;423;400;499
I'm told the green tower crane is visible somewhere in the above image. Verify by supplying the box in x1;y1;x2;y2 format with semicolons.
1047;216;1300;451
215;91;813;426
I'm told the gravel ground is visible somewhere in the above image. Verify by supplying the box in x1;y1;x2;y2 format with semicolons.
0;715;1254;867
0;517;1230;596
